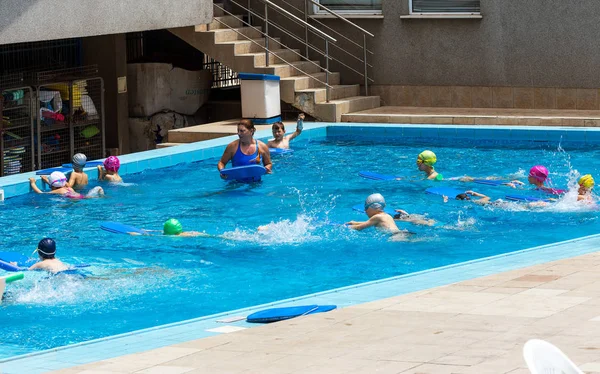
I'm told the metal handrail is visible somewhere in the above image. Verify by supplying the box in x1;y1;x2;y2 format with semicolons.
213;6;334;89
309;16;374;55
307;0;374;37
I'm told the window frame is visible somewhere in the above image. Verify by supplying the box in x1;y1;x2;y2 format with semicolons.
408;0;481;16
312;0;383;15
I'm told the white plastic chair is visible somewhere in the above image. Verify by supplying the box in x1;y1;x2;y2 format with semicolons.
523;339;584;374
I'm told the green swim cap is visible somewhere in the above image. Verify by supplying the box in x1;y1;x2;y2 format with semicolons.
163;219;183;235
417;150;437;166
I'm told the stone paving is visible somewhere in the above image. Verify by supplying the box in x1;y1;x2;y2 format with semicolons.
51;251;600;373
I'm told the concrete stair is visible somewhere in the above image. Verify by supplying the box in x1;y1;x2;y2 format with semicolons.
168;9;380;122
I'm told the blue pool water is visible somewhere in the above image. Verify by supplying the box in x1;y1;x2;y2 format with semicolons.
1;134;599;358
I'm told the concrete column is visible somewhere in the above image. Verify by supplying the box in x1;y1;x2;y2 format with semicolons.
82;34;130;155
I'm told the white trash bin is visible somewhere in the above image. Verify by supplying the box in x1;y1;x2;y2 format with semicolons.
239;73;281;124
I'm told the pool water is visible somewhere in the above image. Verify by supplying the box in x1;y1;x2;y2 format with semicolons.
1;135;599;358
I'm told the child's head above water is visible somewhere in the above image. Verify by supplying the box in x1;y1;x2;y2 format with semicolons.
455;193;471;200
72;153;87;171
272;122;285;140
163;218;183;235
578;174;595;193
528;165;548;185
36;238;56;259
364;193;386;215
416;150;437;170
48;171;67;189
104;156;120;173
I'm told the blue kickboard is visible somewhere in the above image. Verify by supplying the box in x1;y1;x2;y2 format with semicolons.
358;171;398;181
473;179;509;186
100;222;149;235
220;165;267;182
0;252;89;272
246;304;337;323
505;195;553;202
425;187;464;198
36;167;72;175
62;161;104;168
269;148;294;155
352;204;397;216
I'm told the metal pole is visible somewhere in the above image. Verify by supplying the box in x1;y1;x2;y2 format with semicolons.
363;34;368;96
248;0;251;25
325;40;330;103
304;0;309;59
265;2;269;67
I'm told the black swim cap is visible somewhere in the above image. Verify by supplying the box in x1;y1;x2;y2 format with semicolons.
456;193;470;200
37;238;56;259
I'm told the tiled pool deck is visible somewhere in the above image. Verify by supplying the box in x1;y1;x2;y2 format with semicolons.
3;123;600;373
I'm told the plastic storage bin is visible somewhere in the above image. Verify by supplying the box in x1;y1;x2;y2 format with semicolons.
238;73;281;124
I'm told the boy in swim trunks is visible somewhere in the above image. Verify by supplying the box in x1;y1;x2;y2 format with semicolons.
267;113;304;149
67;153;89;189
346;194;411;239
416;150;443;181
28;238;70;273
98;156;122;183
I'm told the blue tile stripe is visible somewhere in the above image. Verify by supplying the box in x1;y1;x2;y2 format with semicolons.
3;232;600;373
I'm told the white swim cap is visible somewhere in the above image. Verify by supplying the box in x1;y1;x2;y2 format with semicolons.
48;171;67;188
365;193;386;211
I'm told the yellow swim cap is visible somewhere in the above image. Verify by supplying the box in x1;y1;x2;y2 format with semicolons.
578;174;595;188
417;150;437;166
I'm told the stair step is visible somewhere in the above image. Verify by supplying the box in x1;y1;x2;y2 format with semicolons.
314;96;381;122
295;84;360;103
218;37;283;54
256;60;322;78
208;15;244;30
280;72;341;91
237;48;302;66
212;27;263;43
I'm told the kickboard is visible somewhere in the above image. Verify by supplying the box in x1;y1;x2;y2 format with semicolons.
505;195;553;202
247;305;337;323
358;171;398;181
425;187;464;198
269;148;294;155
352;204;398;216
100;222;149;235
62;161;104;168
220;165;267;182
35;167;71;175
0;252;89;272
473;179;509;186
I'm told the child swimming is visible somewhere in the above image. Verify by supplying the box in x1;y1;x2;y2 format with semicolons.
346;193;412;240
67;153;89;189
163;219;212;237
28;238;70;273
30;172;104;198
393;209;436;226
578;174;595;202
98;156;122;183
267;113;304;149
416;150;443;181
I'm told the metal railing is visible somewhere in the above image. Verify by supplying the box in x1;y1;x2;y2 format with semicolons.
214;0;373;101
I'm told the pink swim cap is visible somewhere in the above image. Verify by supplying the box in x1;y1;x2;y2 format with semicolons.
104;156;120;172
529;165;548;182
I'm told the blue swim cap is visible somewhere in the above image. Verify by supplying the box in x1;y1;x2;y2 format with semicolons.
37;238;56;259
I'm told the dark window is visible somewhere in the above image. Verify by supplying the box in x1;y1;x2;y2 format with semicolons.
412;0;480;13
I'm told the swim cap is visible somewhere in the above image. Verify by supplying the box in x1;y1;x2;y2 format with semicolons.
364;193;386;211
48;171;67;188
579;174;595;188
417;150;437;166
104;156;120;172
37;238;56;259
72;153;87;170
529;165;548;182
163;219;183;235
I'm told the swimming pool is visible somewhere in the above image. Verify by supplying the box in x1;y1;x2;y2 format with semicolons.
1;124;599;359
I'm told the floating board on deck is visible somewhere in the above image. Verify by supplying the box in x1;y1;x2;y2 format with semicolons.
62;161;104;168
100;222;149;235
35;167;71;175
246;305;337;323
220;165;266;182
358;171;399;181
425;187;464;199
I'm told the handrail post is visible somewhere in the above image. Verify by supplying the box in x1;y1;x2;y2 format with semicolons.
363;34;368;96
264;2;269;67
304;0;309;59
325;40;330;103
248;0;252;25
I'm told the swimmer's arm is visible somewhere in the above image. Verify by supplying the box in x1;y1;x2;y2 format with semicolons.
29;178;44;194
217;142;237;177
503;180;525;188
287;113;304;141
28;262;43;271
346;216;378;231
258;141;272;173
66;173;77;188
97;165;105;180
394;209;410;219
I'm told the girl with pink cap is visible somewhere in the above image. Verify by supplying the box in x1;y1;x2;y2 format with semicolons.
526;165;565;195
98;156;123;183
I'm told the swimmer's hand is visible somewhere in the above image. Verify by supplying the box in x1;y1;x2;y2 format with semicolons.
394;209;409;219
345;220;358;225
297;113;305;131
443;195;449;203
503;180;524;188
40;175;49;185
218;168;227;180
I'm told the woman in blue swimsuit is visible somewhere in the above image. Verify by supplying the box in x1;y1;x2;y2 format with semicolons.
217;119;272;178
